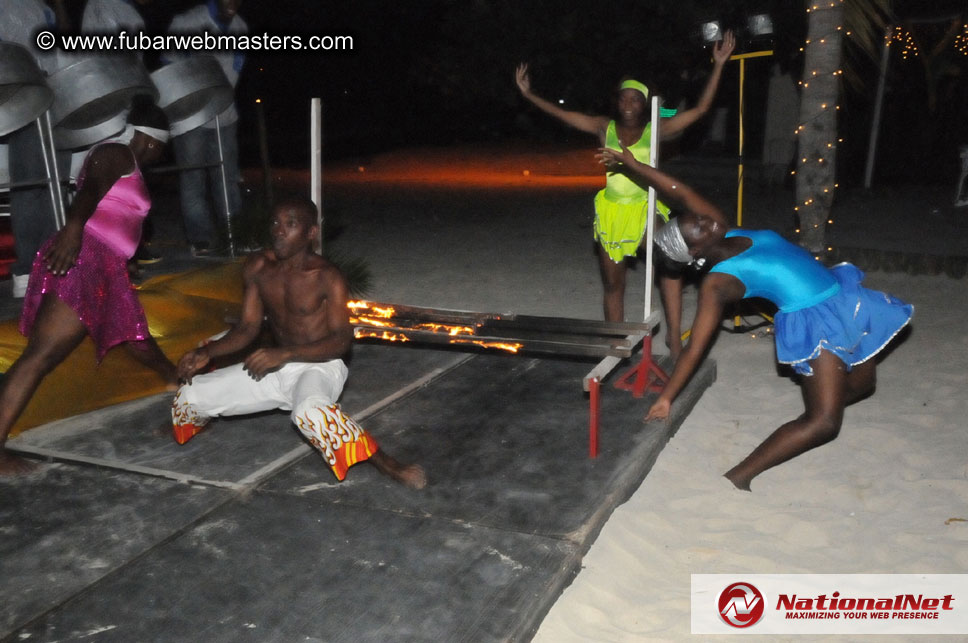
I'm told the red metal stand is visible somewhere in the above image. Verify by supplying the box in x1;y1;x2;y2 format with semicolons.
588;377;601;457
587;336;669;458
612;336;669;398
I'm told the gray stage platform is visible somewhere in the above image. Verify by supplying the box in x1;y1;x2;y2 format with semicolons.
1;343;715;642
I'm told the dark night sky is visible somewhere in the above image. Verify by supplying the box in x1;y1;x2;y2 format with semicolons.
64;0;968;184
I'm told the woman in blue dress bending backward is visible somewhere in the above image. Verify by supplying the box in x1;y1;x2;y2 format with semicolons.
598;145;913;491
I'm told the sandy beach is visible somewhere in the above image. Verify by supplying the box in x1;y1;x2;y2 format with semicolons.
315;145;968;641
532;269;968;642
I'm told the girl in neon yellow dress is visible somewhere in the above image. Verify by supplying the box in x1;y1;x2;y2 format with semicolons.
515;32;734;355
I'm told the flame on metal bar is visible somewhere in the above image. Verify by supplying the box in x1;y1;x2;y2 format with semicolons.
349;300;640;355
353;329;411;343
348;301;395;318
351;317;395;328
451;339;523;353
413;322;475;336
350;300;523;352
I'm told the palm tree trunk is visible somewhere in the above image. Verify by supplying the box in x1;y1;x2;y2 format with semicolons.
796;1;845;254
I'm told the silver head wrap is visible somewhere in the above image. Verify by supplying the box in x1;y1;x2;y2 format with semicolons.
654;219;693;264
114;124;137;144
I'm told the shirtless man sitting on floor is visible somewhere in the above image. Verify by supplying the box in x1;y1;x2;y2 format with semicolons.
171;196;426;488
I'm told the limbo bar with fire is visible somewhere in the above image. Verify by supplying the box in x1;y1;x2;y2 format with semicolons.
349;299;669;457
350;300;648;358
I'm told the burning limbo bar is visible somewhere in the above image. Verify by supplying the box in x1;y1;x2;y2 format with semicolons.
348;300;652;358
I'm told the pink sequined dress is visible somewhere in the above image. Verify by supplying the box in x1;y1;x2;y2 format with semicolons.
20;147;153;361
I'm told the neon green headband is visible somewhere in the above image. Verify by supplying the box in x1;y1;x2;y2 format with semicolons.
619;79;649;99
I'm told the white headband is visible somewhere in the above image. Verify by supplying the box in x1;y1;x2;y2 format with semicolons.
654;219;693;264
132;125;170;144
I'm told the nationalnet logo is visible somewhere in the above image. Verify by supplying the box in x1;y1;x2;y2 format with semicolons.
693;574;968;634
718;582;765;628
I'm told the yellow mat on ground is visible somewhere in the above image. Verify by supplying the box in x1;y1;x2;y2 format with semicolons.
0;261;245;437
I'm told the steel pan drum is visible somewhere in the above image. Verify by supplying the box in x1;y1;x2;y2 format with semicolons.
0;43;54;137
150;56;233;137
47;54;156;149
54;112;128;150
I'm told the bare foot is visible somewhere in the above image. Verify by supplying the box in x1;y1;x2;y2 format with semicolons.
724;471;752;492
0;450;38;475
369;450;427;489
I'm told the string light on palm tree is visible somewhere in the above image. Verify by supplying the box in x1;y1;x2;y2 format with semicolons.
955;23;968;55
893;25;920;59
793;0;848;257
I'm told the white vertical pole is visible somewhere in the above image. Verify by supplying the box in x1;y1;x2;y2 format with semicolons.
310;98;323;253
214;113;235;256
38;112;66;230
643;95;660;321
864;27;892;189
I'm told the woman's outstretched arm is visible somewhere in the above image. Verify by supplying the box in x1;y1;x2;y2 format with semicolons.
660;31;735;139
646;276;730;420
515;63;609;137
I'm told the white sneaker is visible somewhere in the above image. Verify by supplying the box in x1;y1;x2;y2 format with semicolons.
11;273;29;298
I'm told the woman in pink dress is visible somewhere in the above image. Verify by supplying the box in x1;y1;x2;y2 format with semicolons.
0;102;177;474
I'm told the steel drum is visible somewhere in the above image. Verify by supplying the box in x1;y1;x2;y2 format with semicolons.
46;54;156;149
0;42;54;137
150;56;233;137
54;112;129;150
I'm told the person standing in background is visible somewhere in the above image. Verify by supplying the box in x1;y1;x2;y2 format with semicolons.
165;0;247;257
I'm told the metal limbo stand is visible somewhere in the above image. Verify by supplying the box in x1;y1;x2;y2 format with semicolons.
582;314;668;457
582;94;669;457
350;302;667;459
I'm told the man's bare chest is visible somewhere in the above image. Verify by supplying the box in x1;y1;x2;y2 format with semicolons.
260;274;327;317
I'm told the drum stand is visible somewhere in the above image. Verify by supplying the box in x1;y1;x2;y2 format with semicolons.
213;114;235;257
0;111;68;231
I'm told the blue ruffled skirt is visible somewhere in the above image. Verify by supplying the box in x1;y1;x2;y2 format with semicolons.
774;263;913;375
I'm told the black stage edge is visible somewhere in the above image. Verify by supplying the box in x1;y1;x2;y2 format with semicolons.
1;344;715;642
